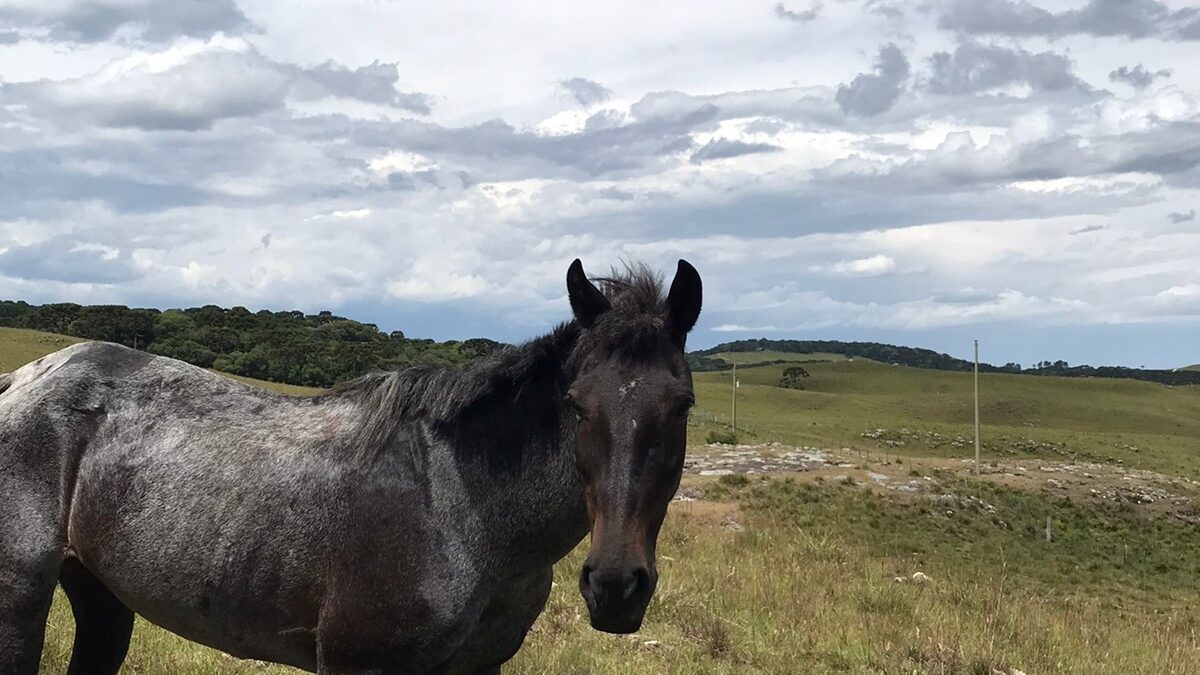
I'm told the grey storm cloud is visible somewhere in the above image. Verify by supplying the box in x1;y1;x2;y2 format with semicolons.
774;2;822;23
689;138;782;164
807;120;1200;204
0;156;215;218
1108;64;1172;89
926;42;1086;95
864;1;904;19
630;88;841;128
0;30;20;44
595;186;637;201
310;103;722;178
293;60;433;113
558;78;613;107
835;43;910;117
0;0;254;44
938;0;1200;42
1168;209;1196;223
0;45;431;132
0;237;141;284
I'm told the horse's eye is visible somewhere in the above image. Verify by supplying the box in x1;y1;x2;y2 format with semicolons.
673;400;694;419
565;395;586;422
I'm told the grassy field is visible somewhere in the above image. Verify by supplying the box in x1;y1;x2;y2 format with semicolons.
36;475;1200;674
690;359;1200;480
709;350;849;365
0;327;82;373
5;332;1199;673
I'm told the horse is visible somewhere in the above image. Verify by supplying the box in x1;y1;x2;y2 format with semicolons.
0;258;702;674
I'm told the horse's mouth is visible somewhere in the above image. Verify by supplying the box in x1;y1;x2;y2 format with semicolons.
587;610;645;634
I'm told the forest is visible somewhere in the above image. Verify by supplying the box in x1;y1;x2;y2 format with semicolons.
0;300;502;387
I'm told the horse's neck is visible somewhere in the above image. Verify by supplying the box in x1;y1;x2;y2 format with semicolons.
450;327;590;570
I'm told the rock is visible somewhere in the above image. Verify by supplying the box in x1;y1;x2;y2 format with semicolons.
911;571;930;585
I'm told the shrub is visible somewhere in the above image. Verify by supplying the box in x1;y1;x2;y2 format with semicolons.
707;429;740;445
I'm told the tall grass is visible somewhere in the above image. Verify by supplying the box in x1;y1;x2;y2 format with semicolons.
38;479;1200;674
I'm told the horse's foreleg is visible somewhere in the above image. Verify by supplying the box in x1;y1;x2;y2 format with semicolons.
59;557;134;675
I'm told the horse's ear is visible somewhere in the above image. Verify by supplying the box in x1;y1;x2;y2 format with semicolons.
567;259;611;328
666;259;702;347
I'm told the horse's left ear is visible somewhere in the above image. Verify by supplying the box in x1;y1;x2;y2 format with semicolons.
666;259;702;347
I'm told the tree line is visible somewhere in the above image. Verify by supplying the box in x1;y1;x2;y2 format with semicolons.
693;339;1200;386
0;300;503;388
4;302;1195;388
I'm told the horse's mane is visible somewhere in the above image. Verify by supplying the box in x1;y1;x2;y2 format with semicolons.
323;263;668;465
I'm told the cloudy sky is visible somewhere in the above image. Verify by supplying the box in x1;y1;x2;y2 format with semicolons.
1;0;1198;367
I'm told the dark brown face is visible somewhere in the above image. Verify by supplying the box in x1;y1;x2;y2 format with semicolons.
569;358;693;633
564;258;702;634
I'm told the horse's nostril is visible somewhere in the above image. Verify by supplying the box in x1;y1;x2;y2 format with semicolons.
620;575;638;600
580;564;593;591
632;566;650;599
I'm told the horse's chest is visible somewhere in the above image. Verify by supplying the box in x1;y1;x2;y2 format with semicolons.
321;564;554;673
439;567;556;672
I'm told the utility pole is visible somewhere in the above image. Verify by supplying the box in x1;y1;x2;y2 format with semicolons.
974;339;981;474
731;362;737;433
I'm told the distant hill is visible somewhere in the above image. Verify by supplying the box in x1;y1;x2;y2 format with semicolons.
693;339;1200;386
4;298;1195;389
0;300;503;388
1184;365;1200;372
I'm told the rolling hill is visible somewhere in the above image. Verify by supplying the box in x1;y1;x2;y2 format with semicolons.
688;355;1200;479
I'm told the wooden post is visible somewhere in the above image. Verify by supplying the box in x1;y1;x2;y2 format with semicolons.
1045;516;1052;543
974;339;981;474
731;362;737;433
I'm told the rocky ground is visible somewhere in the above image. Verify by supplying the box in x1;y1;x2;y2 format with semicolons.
677;442;1200;525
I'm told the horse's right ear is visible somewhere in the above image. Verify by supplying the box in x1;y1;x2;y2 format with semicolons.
567;259;611;328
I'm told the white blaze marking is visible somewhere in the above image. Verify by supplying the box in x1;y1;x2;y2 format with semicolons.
618;379;640;398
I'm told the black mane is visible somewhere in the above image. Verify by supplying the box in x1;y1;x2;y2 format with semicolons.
324;263;669;465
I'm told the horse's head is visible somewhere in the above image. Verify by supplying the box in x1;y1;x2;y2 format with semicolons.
564;258;701;634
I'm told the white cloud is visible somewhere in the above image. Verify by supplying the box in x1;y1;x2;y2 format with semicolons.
0;35;430;131
713;324;780;332
0;0;1198;365
815;254;896;277
387;272;489;301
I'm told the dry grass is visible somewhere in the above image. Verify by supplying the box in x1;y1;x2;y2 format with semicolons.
38;482;1200;674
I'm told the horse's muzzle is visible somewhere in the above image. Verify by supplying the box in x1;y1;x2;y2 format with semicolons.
579;563;654;633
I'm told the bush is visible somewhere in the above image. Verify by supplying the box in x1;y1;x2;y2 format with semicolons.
706;429;740;445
